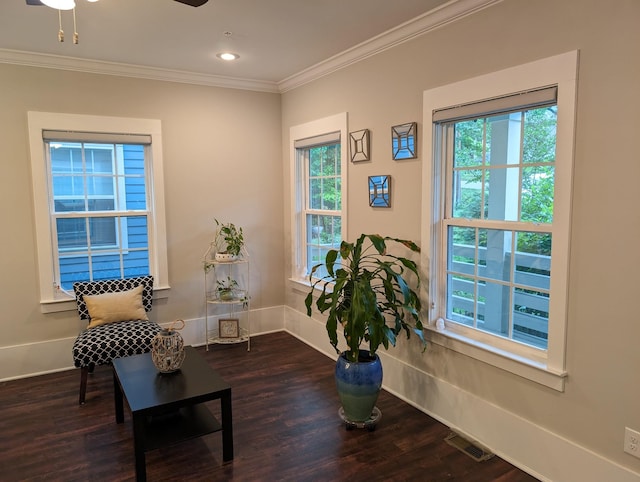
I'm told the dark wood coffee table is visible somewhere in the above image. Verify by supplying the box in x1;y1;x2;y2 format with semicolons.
112;346;233;482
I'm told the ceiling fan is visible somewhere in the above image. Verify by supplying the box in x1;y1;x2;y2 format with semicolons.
26;0;209;6
174;0;209;5
25;0;210;45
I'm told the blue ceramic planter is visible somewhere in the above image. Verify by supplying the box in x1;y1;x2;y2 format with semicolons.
335;350;383;423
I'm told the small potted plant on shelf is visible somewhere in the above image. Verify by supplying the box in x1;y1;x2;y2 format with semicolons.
305;233;427;427
216;276;241;301
213;219;245;262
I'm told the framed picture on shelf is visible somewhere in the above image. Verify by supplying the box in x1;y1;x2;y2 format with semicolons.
219;318;240;338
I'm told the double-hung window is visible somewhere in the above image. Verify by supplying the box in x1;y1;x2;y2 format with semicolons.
422;52;578;390
437;89;558;350
290;113;347;283
47;134;150;289
28;112;169;307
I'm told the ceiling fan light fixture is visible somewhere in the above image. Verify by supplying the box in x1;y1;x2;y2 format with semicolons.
217;52;239;61
41;0;76;10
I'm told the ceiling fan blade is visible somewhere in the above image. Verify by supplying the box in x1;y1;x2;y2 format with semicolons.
174;0;209;6
27;0;210;6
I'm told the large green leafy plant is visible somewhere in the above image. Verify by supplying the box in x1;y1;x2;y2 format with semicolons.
305;234;426;363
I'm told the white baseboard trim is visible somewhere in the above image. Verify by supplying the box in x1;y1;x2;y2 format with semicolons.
0;305;286;381
284;306;640;482
0;337;76;382
178;305;286;348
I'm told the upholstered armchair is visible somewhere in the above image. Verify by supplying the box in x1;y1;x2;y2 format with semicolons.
72;276;161;404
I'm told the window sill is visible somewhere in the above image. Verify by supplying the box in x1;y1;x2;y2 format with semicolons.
288;276;336;295
288;277;312;291
288;277;320;300
40;285;171;314
425;325;567;391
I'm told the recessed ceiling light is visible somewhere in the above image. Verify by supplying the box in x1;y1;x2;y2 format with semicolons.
217;52;239;61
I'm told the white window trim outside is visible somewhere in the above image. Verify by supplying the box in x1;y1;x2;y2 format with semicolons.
28;112;170;311
289;112;348;287
421;51;578;391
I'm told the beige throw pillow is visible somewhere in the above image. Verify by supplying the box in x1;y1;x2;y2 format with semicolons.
84;285;148;328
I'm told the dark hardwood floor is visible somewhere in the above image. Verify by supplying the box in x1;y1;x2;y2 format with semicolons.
0;331;538;481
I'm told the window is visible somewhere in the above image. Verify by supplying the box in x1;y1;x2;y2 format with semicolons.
438;92;557;351
48;137;150;289
28;112;169;308
290;113;347;283
422;52;578;390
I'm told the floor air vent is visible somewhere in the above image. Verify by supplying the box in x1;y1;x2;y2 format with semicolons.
444;431;495;462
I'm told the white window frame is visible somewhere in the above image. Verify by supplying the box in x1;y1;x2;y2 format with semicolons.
28;112;170;311
421;51;578;391
289;112;348;285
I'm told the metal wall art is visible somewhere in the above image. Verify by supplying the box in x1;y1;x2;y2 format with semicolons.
349;128;370;162
392;122;417;160
368;175;391;207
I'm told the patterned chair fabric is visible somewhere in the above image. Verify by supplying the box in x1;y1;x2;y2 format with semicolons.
72;319;161;369
71;276;161;404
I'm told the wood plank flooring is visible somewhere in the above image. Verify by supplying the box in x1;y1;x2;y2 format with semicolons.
0;331;539;481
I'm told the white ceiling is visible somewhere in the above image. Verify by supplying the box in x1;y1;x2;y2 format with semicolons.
0;0;492;92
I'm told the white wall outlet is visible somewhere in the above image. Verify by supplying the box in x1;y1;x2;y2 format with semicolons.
624;427;640;458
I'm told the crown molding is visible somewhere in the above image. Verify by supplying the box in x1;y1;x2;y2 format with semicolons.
0;48;280;93
0;0;501;94
277;0;503;93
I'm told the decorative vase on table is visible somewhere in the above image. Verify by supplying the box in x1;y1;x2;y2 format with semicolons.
151;319;185;373
335;350;383;423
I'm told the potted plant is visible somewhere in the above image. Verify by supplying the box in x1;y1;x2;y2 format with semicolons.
305;233;426;426
213;219;245;261
216;276;240;301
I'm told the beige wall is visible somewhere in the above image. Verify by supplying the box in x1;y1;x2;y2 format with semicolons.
1;0;639;477
282;0;640;474
0;63;285;346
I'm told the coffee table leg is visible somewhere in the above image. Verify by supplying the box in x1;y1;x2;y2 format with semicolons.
133;414;147;482
221;389;234;461
113;370;124;424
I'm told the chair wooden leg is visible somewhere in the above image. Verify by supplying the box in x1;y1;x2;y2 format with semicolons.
79;367;89;405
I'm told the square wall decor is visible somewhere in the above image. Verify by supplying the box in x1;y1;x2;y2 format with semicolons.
392;122;417;160
350;129;370;162
369;175;391;207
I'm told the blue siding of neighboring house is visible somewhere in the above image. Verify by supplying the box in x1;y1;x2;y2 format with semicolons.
124;145;147;210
